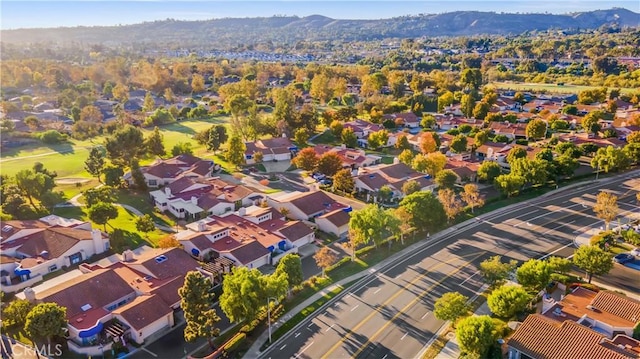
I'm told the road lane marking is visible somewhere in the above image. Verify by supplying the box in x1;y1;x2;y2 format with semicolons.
539;243;576;259
294;341;314;359
141;348;158;357
280;344;287;351
542;220;576;234
320;252;484;359
374;288;382;294
421;312;429;320
295;332;301;338
351;304;360;311
401;332;408;340
325;324;334;332
460;270;480;285
382;354;388;359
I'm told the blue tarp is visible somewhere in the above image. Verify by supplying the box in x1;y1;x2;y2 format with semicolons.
78;321;103;338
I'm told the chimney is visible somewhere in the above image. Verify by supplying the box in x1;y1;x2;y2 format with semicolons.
197;221;207;232
122;250;135;262
191;196;198;205
23;287;36;302
238;207;246;217
91;229;108;254
164;186;171;196
393;157;400;164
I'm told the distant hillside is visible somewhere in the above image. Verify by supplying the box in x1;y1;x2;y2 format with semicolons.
1;8;638;47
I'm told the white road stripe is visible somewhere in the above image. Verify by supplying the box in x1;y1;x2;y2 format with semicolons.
374;288;382;294
460;270;480;285
542;220;576;234
401;332;408;340
295;332;301;338
539;243;576;260
351;304;360;311
325;324;334;332
421;312;429;319
142;348;158;357
280;344;287;350
382;354;388;359
294;341;315;359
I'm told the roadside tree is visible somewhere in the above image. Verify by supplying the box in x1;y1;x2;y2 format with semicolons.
460;183;484;213
480;255;517;287
433;292;469;326
456;315;496;357
594;191;618;231
487;285;531;318
573;245;614;283
292;147;319;171
179;271;221;348
315;246;338;277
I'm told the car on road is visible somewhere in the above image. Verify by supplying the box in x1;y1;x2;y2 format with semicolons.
613;253;635;264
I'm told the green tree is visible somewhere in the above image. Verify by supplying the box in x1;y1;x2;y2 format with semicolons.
438;188;463;223
593;191;618;231
573;245;614;283
135;214;156;238
2;299;33;329
625;143;640;164
294;128;309;146
433;292;469;326
317;152;343;177
437;91;454;112
627;131;640;144
421;114;436;129
143;92;155;112
178;271;220;348
435;169;457;189
395;134;411;151
84;147;106;183
495;174;525;197
14;169;54;211
24;302;67;345
367;130;389;150
330;120;344;138
456;315;496;357
227;136;246;168
450;134;468;153
591;146;630;173
472;101;491;120
333;168;355;194
399;191;446;233
349;204;399;252
275;253;303;293
24;115;39;130
525;119;547;140
88;202;119;231
516;259;552;292
105;125;146;167
219;267;266;323
510;158;550;186
84;186;116;207
145;126;166;158
460;94;475;119
314;246;338;277
487;285;531;318
480;255;517;286
292;147;319;171
341;127;358;148
402;179;421;196
191;74;205;93
398;149;415;165
103;165;124;187
582;110;604;134
506;147;527;165
460;68;482;91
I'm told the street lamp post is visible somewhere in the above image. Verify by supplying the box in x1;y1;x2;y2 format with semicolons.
267;297;278;344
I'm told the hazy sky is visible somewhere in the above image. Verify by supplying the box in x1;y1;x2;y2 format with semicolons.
1;1;638;30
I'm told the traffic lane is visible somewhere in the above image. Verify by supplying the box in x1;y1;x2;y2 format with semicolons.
362;271;486;359
320;253;486;359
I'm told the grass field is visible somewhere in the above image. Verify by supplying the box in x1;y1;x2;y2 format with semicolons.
492;82;638;94
0;116;229;178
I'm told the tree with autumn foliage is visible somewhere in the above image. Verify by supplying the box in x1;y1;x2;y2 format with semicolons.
292;147;319;171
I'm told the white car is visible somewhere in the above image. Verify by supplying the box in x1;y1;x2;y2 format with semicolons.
631;248;640;257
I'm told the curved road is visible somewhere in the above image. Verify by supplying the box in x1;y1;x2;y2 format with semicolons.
259;172;640;359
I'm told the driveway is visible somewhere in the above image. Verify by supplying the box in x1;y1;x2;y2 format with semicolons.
261;160;292;173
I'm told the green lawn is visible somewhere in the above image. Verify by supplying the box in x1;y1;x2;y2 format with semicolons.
0;116;230;178
492;82;638;94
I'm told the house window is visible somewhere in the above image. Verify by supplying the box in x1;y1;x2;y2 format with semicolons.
117;299;128;306
106;304;117;311
69;252;82;265
48;264;58;272
148;180;157;186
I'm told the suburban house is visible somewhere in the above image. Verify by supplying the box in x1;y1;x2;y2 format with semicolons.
21;246;213;356
238;206;316;249
488;121;529;140
124;154;218;188
445;155;481;183
383;112;420;128
507;314;640;359
435;116;483;131
244;136;297;164
354;162;437;201
343;119;384;139
149;177;260;221
266;190;349;221
0;215;110;293
176;213;298;267
315;209;351;238
475;141;508;161
312;145;382;171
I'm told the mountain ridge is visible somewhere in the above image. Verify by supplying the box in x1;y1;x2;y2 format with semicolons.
1;8;638;47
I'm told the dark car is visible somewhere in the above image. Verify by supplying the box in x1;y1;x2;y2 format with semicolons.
613;253;634;264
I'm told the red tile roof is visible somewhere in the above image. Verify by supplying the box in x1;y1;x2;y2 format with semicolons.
317;209;350;227
508;314;635;359
112;295;172;331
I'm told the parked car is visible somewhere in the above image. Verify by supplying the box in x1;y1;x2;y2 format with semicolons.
613;253;634;264
319;178;333;186
312;173;326;181
630;248;640;257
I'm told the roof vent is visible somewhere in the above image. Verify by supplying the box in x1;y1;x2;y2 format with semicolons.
1;225;13;233
154;255;168;263
586;305;595;311
81;304;92;312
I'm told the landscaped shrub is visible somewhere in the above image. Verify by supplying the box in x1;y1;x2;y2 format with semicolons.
222;333;246;353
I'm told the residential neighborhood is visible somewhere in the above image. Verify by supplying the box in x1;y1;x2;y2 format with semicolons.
1;6;640;359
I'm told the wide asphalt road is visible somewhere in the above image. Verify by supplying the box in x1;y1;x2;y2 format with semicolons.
259;172;640;359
